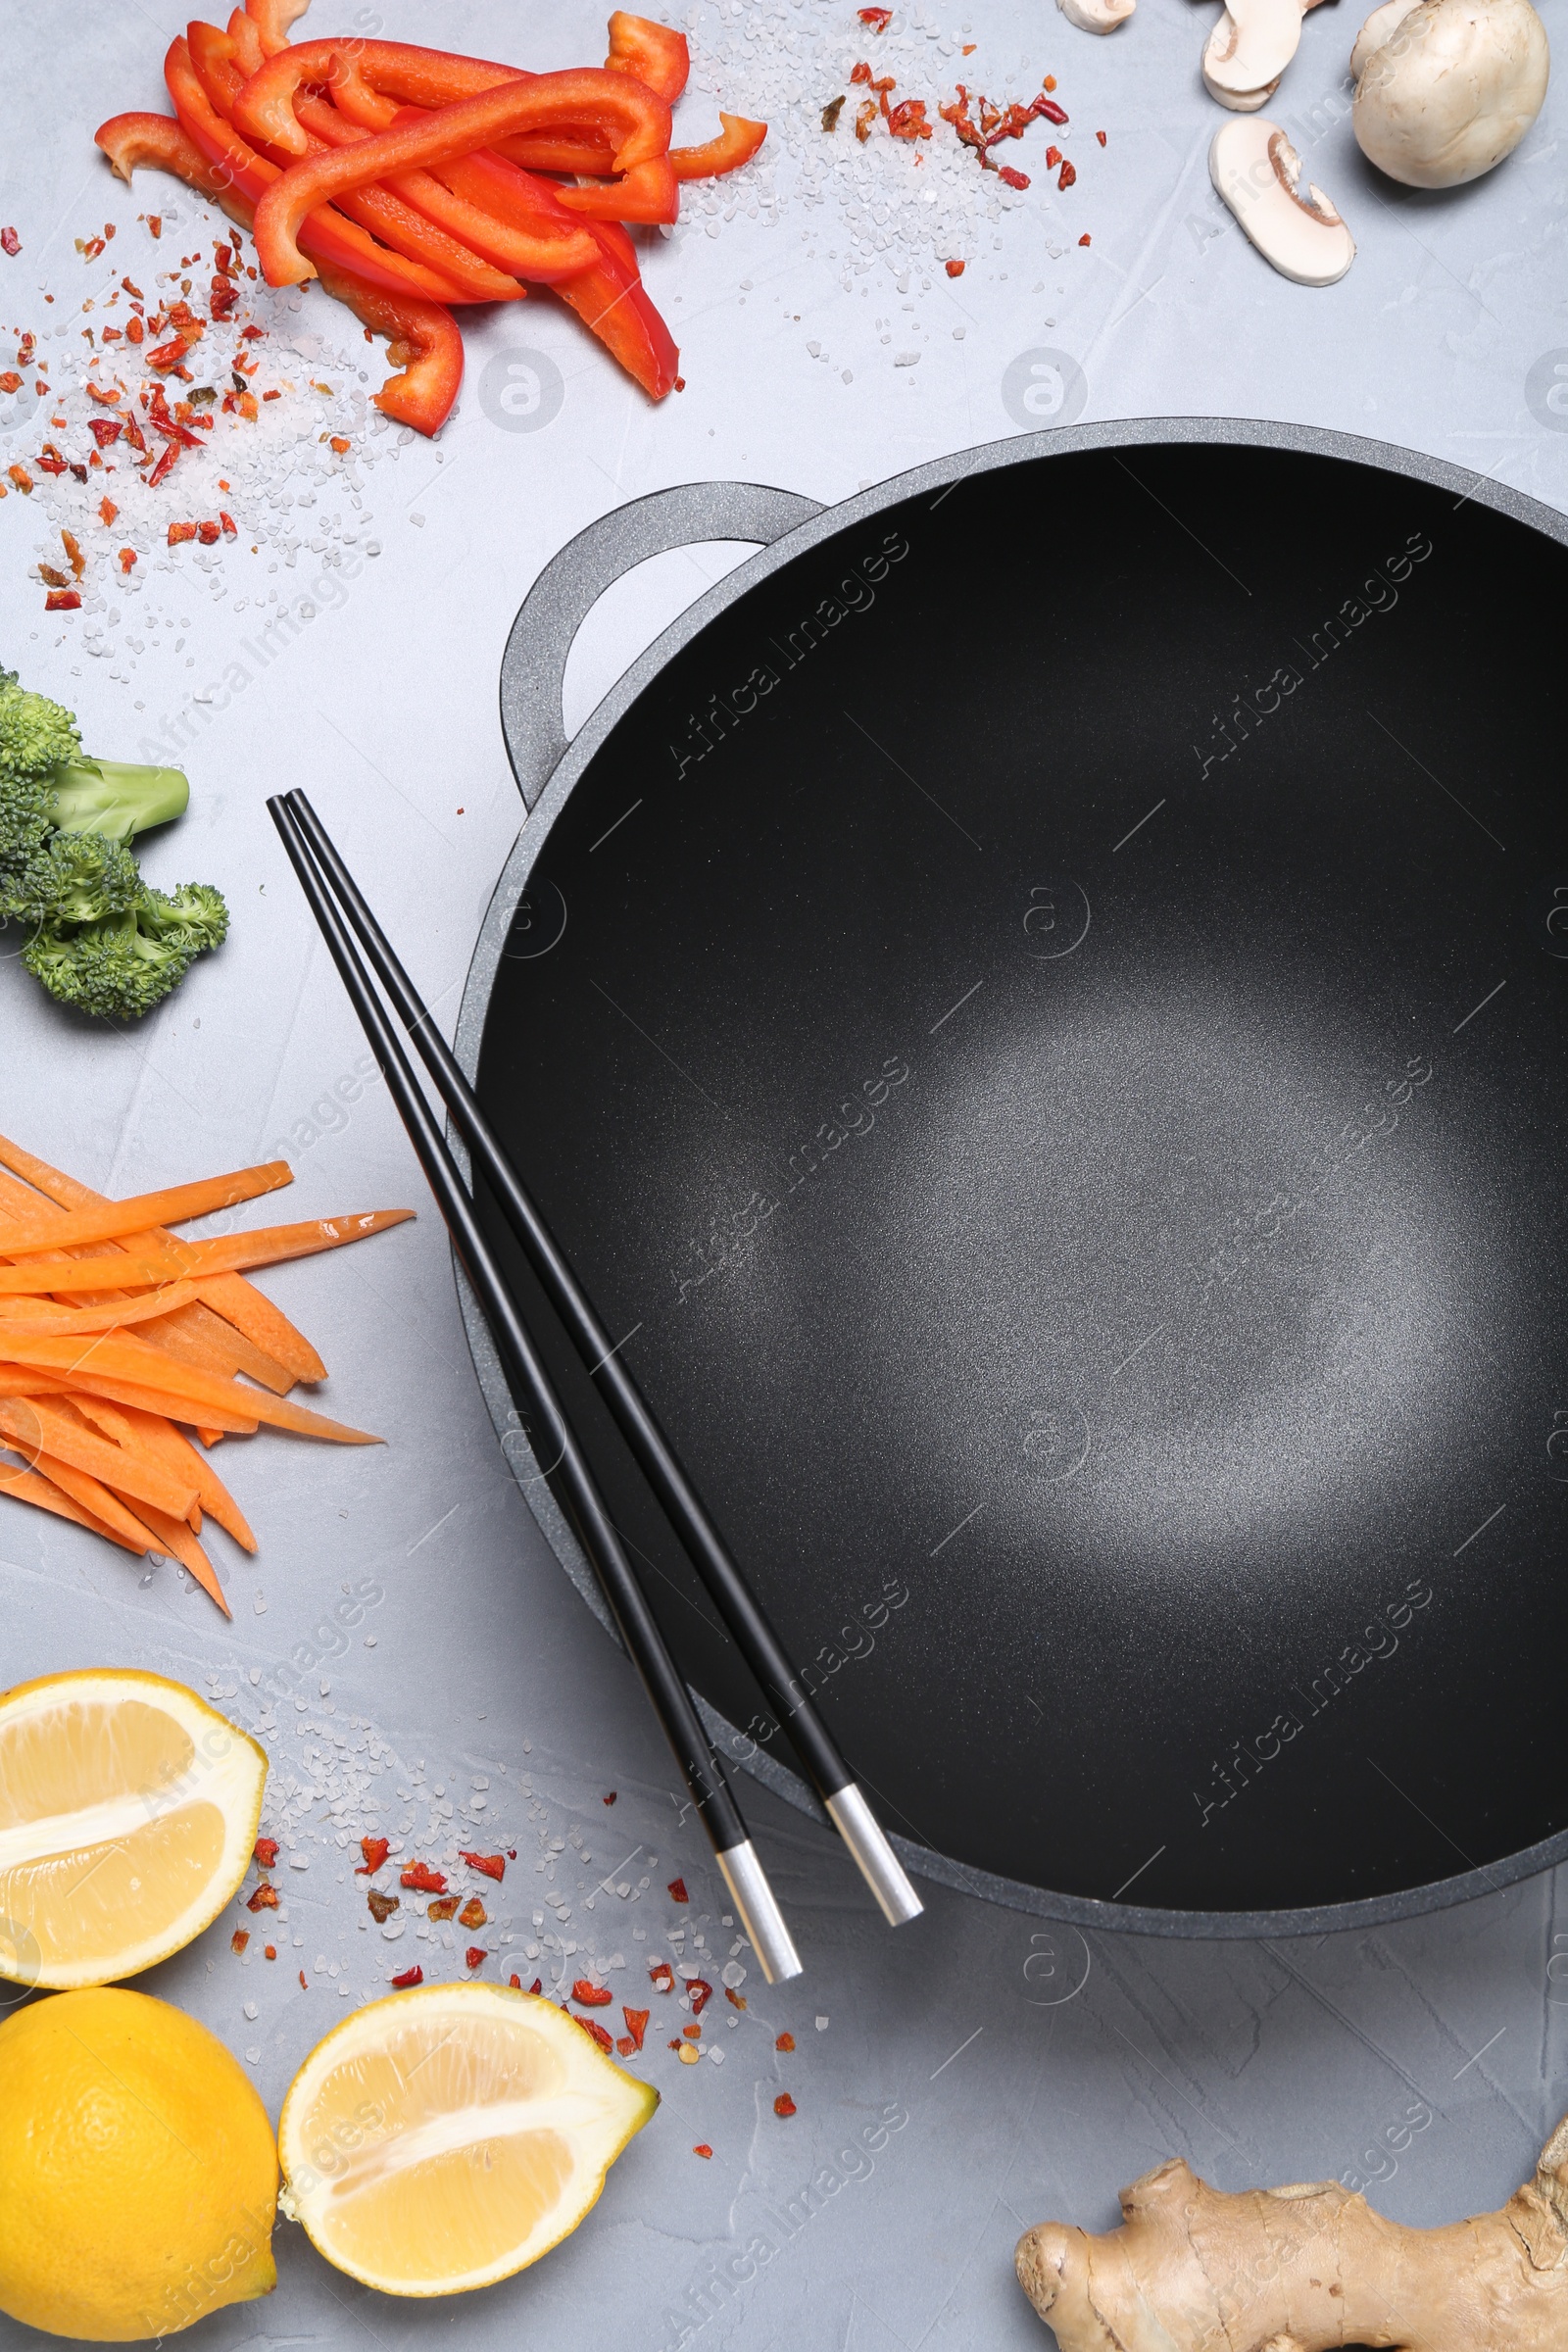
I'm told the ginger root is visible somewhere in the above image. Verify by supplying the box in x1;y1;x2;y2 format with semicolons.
1016;2114;1568;2351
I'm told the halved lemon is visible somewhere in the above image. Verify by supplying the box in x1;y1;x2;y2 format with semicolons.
0;1668;267;1991
277;1984;659;2295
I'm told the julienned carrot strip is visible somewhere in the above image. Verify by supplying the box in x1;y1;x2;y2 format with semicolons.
192;1271;326;1386
125;1498;230;1615
0;1283;208;1336
0;1457;145;1552
105;1401;258;1553
138;1298;295;1396
30;1455;156;1554
0;1398;199;1519
59;1393;200;1531
0;1334;380;1444
0;1369;73;1397
0;1134;327;1392
0;1159;293;1257
0;1209;414;1296
57;1373;261;1436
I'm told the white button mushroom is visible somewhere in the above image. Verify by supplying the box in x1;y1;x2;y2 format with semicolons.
1203;0;1304;94
1351;0;1549;185
1209;116;1357;282
1203;55;1283;107
1057;0;1136;33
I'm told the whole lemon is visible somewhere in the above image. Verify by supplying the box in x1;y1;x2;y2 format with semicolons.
0;1986;277;2341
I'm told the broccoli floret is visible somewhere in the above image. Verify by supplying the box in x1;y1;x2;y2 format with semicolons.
0;665;221;1019
21;876;229;1022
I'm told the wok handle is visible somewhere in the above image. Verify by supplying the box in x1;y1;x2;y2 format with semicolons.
498;480;823;808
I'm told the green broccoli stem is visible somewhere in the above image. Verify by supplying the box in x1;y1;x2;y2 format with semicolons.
48;758;190;844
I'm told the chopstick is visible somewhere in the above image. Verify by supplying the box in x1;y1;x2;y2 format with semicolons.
284;789;923;1933
267;796;803;1985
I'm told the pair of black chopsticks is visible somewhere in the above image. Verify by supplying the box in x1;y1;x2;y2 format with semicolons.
268;790;921;1983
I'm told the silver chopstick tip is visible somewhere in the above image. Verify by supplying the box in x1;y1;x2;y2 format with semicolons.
715;1839;803;1984
826;1784;924;1926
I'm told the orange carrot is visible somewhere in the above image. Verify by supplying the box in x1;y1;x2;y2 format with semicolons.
0;1160;293;1257
125;1498;230;1614
0;1456;146;1551
0;1396;199;1518
143;1298;295;1395
0;1210;414;1296
0;1368;73;1397
0;1333;380;1443
0;1136;326;1387
0;1282;208;1335
56;1372;262;1435
29;1454;156;1553
105;1401;258;1552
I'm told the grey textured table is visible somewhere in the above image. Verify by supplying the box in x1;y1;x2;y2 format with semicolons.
2;2;1565;2347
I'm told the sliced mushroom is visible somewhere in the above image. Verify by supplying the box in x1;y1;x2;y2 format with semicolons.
1058;0;1136;33
1203;0;1303;94
1352;0;1548;185
1202;59;1283;104
1209;116;1356;282
1349;0;1423;75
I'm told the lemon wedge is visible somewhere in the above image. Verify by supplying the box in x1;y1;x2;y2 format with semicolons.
0;1668;267;1991
278;1984;658;2295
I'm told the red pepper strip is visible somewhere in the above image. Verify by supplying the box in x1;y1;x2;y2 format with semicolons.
555;155;678;224
670;113;767;181
234;37;529;157
165;39;474;306
96;111;228;203
315;82;596;279
556;228;678;400
226;8;266;75
188;22;523;305
311;261;462;435
253;72;672;287
245;0;310;58
606;12;691;103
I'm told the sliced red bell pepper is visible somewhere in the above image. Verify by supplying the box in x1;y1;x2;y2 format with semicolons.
188;21;524;304
671;113;767;180
165;37;478;305
606;12;691;103
96;111;228;200
318;268;463;435
252;71;672;287
554;225;679;400
234;37;529;156
555;154;678;223
245;0;311;58
225;8;266;75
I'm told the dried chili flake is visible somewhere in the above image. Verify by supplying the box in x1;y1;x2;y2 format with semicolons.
529;1979;543;1994
146;340;191;373
147;442;178;487
724;1986;747;2010
328;435;350;455
230;1929;250;1955
822;94;846;130
573;1980;612;2007
246;1882;279;1911
239;391;259;421
650;1961;675;1992
196;519;220;545
1079;232;1092;245
850;59;873;82
35;445;68;477
458;1897;487;1932
617;2035;636;2055
774;2093;798;2118
426;1896;459;1921
38;564;70;589
124;317;144;346
887;98;931;140
859;5;893;22
86;383;121;407
210;279;238;321
122;416;147;453
682;2023;702;2041
688;1979;713;2016
693;2142;713;2158
510;1973;522;1989
465;1945;488;1970
401;1860;447;1892
356;1836;389;1874
460;1850;506;1882
121;275;143;298
946;258;965;276
1045;144;1061;168
1037;97;1069;125
855;99;878;139
1043;72;1057;89
97;495;118;525
264;1943;276;1960
668;2037;682;2051
667;1879;689;1905
998;164;1029;188
17;333;33;365
1096;128;1106;144
61;530;84;579
0;229;19;259
147;215;162;237
367;1888;399;1924
118;548;136;572
1057;158;1077;189
775;2032;795;2052
603;1791;616;1806
240;321;266;338
167;520;197;546
67;465;86;484
88;418;122;450
583;2015;614;2051
391;1964;424;1988
0;371;19;394
8;465;32;494
622;2006;650;2051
